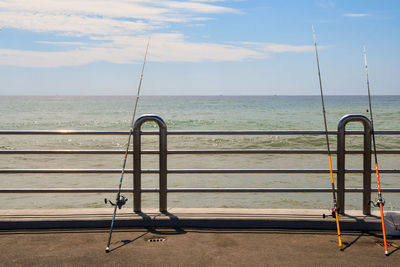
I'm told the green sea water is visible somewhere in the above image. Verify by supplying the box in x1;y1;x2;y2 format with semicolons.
0;95;399;210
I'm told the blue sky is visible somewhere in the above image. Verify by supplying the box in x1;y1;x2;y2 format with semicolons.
0;0;398;95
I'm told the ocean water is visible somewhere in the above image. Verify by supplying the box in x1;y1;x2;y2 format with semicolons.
0;95;399;211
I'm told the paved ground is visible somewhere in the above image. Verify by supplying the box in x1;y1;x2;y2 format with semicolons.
0;228;399;266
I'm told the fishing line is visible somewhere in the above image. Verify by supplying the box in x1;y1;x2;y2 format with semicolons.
312;25;343;250
363;46;389;255
105;36;150;253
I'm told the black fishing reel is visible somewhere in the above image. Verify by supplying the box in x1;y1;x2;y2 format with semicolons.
369;197;385;208
105;195;128;209
322;208;340;219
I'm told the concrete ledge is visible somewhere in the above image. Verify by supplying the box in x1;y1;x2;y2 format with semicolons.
1;208;394;231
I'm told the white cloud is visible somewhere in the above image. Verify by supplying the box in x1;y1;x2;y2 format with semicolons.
242;42;315;53
35;41;89;46
0;48;103;67
343;13;369;17
0;0;234;25
263;44;315;53
162;1;238;14
0;11;150;36
0;0;315;67
0;33;268;67
140;33;266;62
0;0;235;36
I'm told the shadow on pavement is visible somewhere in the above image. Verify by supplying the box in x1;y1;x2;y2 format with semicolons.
109;231;149;253
342;232;364;251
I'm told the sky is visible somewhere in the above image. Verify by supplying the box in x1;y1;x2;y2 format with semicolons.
0;0;399;95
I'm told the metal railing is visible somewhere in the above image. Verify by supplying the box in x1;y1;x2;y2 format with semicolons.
1;114;400;215
337;114;371;215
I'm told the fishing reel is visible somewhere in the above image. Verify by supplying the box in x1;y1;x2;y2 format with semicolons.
105;195;128;209
369;197;385;208
322;208;340;219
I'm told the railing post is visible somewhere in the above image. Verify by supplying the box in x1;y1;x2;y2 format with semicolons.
133;124;141;212
337;114;372;215
337;122;345;214
133;114;168;212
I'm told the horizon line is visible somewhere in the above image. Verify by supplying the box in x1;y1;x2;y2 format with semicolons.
1;94;399;97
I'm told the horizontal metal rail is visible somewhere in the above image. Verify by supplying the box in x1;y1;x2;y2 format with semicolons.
167;169;400;174
0;150;137;154
167;150;400;155
1;188;400;193
0;169;132;174
1;149;400;154
0;130;129;135
152;130;400;135
1;130;400;135
1;169;399;174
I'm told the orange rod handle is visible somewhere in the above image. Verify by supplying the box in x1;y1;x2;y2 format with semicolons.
376;163;388;254
335;211;343;250
379;203;388;255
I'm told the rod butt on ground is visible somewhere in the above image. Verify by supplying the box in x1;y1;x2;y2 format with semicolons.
105;247;110;253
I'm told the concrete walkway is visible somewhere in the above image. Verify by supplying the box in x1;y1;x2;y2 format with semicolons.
0;228;399;266
1;208;399;266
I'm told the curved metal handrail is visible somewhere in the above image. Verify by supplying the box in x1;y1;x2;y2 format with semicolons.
133;114;167;212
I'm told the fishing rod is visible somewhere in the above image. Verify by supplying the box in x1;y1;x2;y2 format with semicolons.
363;46;389;256
312;25;343;250
105;36;150;253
